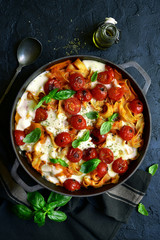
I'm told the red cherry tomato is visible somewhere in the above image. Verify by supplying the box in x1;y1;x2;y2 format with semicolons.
69;73;85;91
67;147;83;162
97;162;108;178
112;158;128;174
119;126;134;141
14;130;25;146
82;148;98;161
44;78;61;95
91;84;107;101
63;179;81;191
75;89;92;102
34;108;48;123
97;67;114;84
99;148;114;164
55;132;72;147
64;97;81;115
91;128;107;145
70;115;86;130
108;87;124;101
129;99;143;114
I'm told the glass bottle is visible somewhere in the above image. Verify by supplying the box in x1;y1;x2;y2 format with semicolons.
93;17;120;49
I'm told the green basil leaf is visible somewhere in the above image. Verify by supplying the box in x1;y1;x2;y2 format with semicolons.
100;121;112;135
79;130;90;142
23;128;41;143
47;210;67;222
54;89;76;100
27;192;46;210
47;192;72;206
91;71;98;82
34;96;48;110
86;111;99;120
72;139;80;148
108;113;119;122
34;88;58;110
48;88;59;98
72;131;90;148
50;158;68;167
80;158;101;173
138;203;149;216
34;211;46;227
148;164;158;176
12;204;33;220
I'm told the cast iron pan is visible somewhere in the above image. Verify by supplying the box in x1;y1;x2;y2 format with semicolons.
10;55;152;197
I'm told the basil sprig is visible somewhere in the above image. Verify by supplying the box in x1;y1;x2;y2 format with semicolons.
91;71;98;82
50;158;68;167
80;158;101;173
12;191;72;226
100;113;118;135
72;130;90;148
86;111;99;120
148;164;158;176
34;88;58;110
34;89;75;110
23;128;41;143
138;203;149;216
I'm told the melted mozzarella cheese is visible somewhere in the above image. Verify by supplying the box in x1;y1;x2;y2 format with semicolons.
16;92;36;130
79;104;96;126
27;71;48;93
34;136;58;161
83;60;105;72
41;111;69;136
105;133;137;160
76;130;96;150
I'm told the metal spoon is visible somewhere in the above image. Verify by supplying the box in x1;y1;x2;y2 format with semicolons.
0;37;42;104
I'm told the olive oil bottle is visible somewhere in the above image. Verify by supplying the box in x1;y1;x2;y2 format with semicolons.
93;17;120;49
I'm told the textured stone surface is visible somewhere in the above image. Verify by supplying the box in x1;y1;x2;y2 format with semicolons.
0;0;160;239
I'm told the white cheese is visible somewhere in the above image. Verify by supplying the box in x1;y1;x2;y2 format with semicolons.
27;71;48;93
16;92;36;130
105;133;137;160
41;111;69;136
76;130;96;150
79;104;96;126
83;60;105;73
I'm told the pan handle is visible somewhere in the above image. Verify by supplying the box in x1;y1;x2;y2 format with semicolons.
119;61;151;95
11;159;43;192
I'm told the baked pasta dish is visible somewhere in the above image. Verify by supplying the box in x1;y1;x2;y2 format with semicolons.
14;58;144;191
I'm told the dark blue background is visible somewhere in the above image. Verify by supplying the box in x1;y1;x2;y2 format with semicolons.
0;0;160;239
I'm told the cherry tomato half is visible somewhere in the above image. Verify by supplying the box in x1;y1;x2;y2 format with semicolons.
70;115;86;130
69;73;85;91
67;147;83;162
91;84;107;101
112;158;128;174
64;97;81;115
63;179;81;191
55;132;72;147
14;130;25;146
82;148;98;161
91;128;107;145
34;108;48;123
99;148;114;164
108;86;124;101
75;89;92;102
97;162;108;178
44;78;61;95
129;99;143;114
97;67;114;84
119;126;134;141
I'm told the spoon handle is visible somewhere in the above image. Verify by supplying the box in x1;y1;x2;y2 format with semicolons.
0;65;22;105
